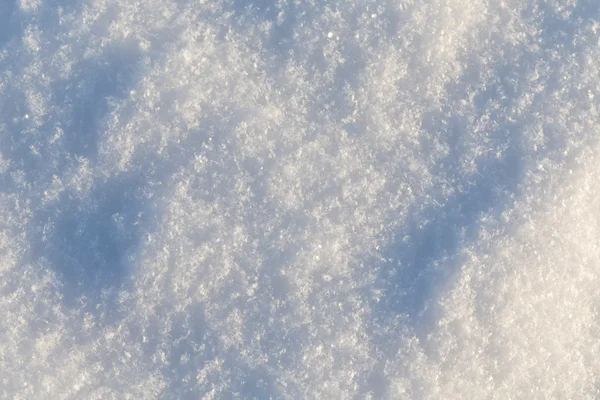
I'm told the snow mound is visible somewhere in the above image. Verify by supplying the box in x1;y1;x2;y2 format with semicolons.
1;0;600;398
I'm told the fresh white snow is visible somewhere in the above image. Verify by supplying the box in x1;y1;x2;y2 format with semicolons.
1;0;600;398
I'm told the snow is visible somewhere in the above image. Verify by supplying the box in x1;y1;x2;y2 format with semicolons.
1;0;600;398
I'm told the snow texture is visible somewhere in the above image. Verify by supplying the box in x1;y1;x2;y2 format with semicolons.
1;0;600;398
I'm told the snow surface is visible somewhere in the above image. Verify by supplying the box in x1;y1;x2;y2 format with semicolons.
1;0;600;398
